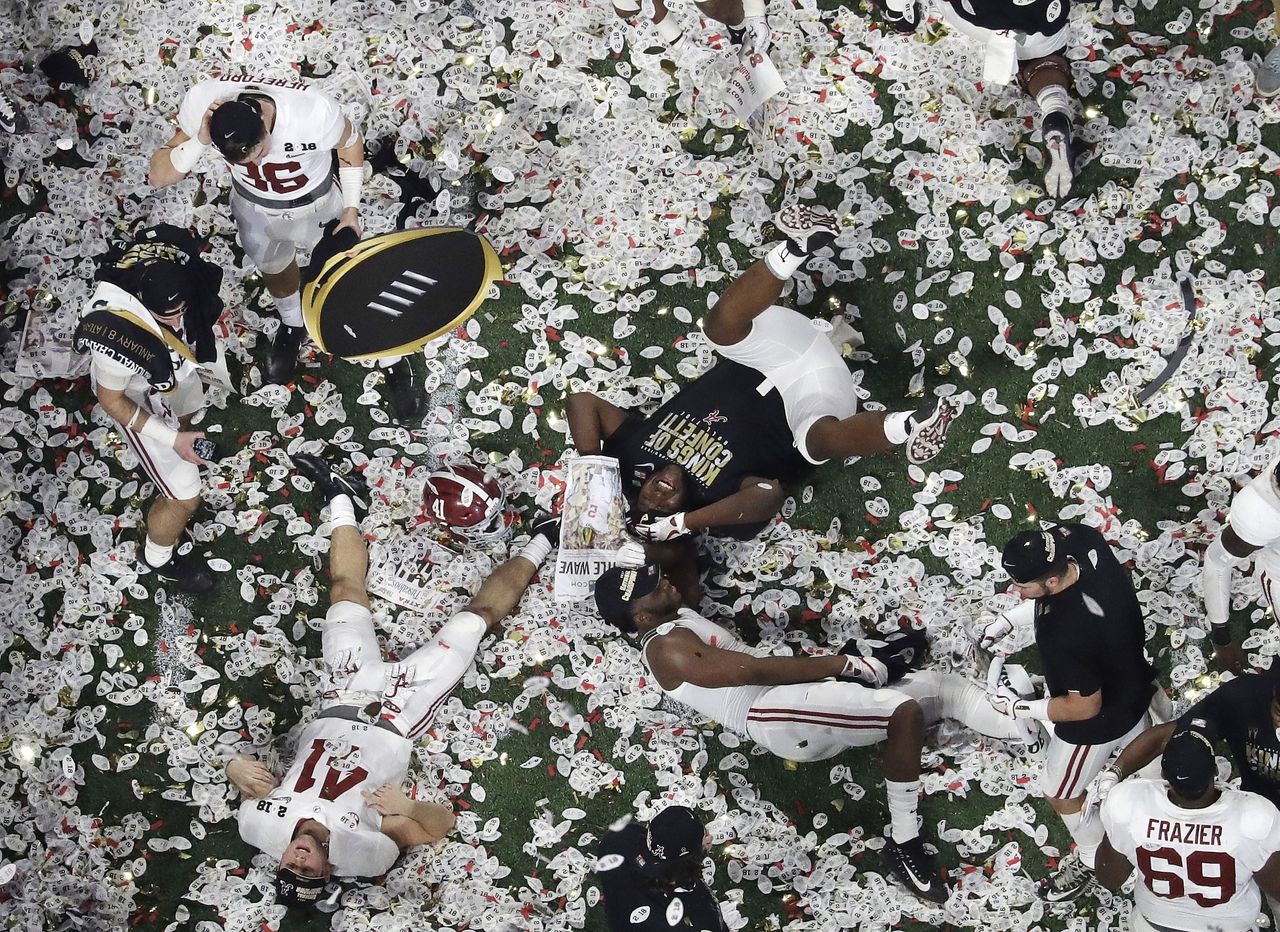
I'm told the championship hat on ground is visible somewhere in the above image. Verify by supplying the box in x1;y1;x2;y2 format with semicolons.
302;227;500;361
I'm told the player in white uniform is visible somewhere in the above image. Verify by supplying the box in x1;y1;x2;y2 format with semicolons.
1200;461;1280;672
74;227;222;592
225;451;561;907
149;75;369;386
1097;727;1280;932
593;563;1041;905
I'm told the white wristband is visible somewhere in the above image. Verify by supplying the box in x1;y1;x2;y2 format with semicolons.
1016;697;1053;721
742;0;766;17
139;415;178;448
168;138;207;174
339;165;364;210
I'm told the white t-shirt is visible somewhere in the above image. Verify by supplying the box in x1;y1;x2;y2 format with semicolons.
176;75;347;204
237;716;411;878
1102;778;1280;932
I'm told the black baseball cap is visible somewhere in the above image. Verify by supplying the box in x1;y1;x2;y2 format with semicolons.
1161;728;1216;800
276;867;326;907
209;97;267;161
595;564;661;631
645;805;705;863
138;261;192;314
1001;528;1067;584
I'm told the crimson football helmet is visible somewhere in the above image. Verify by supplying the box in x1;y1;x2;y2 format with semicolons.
419;466;508;542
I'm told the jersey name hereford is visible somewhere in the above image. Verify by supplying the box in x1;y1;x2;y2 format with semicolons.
237;716;410;877
1101;778;1280;932
176;75;346;206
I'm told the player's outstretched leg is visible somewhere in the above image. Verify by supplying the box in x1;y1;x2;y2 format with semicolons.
880;699;949;904
804;398;959;465
292;449;371;605
703;203;839;347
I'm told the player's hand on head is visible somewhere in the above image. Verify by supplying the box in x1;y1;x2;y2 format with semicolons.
227;757;277;798
197;102;221;146
363;783;412;816
334;207;362;238
634;512;688;543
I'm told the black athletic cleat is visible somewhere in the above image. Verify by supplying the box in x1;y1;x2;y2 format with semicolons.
774;203;840;256
149;550;215;594
885;835;948;904
867;627;929;683
904;399;958;465
527;513;562;544
267;324;306;384
1041;852;1094;903
383;357;425;423
291;451;368;505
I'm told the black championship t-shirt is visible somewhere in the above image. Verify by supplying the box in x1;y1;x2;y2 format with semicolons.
602;360;807;509
943;0;1068;37
596;824;727;932
1032;523;1157;744
1180;673;1280;806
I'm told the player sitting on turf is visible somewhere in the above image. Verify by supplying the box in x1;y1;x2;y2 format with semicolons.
593;563;1042;905
566;204;956;565
224;450;559;907
1097;727;1280;932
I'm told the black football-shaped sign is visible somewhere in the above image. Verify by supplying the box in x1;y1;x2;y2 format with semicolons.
302;228;500;360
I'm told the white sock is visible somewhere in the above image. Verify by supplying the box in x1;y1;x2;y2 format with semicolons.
1035;85;1072;122
328;494;358;531
763;242;806;280
883;411;912;445
1059;806;1103;868
275;291;304;328
519;534;553;567
656;15;682;42
885;779;921;843
144;537;174;568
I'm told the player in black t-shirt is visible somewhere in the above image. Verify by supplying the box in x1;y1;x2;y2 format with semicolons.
567;204;956;593
979;523;1161;902
595;806;728;932
1104;671;1280;808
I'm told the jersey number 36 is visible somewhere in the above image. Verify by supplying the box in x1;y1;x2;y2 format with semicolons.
1136;846;1237;907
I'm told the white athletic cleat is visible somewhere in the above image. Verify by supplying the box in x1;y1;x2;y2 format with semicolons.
904;399;958;465
1041;110;1075;198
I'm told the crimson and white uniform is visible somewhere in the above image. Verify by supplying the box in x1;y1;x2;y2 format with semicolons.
83;282;205;500
640;609;1029;761
1221;466;1280;614
1102;778;1280;932
176;75;349;274
238;601;487;875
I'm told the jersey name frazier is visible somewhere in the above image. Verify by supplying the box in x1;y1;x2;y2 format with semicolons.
1146;819;1224;846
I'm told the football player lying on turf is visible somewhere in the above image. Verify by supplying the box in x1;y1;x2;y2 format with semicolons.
224;451;559;908
567;204;956;578
594;563;1040;905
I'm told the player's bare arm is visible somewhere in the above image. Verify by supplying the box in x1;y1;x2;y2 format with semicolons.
95;386;212;466
646;627;845;691
226;756;279;799
1109;720;1176;779
565;392;628;454
149;104;219;188
334;117;365;237
364;784;457;848
682;476;786;532
1047;689;1102;722
1092;836;1131;891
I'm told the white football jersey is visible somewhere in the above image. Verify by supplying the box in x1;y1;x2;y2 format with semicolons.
641;609;769;736
1102;778;1280;931
238;716;410;877
176;75;347;204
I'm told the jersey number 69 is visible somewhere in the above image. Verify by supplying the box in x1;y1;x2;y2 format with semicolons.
1136;846;1237;907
